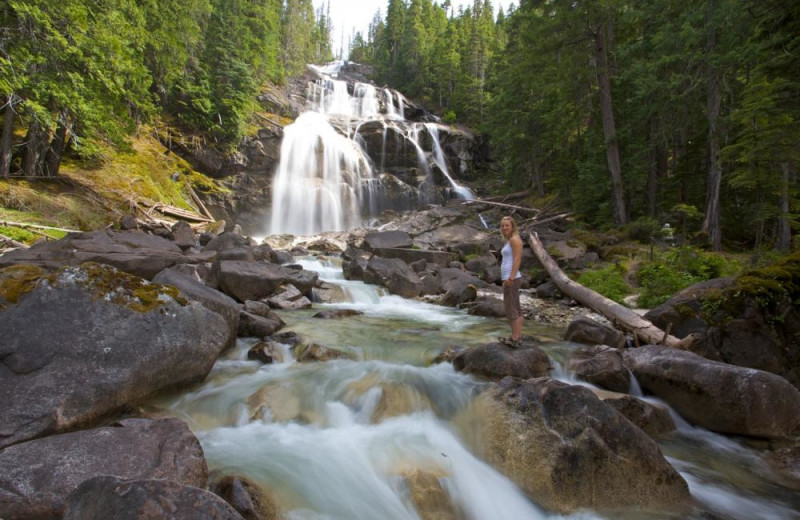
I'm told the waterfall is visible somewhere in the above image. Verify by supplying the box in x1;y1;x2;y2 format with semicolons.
424;123;474;200
268;61;474;236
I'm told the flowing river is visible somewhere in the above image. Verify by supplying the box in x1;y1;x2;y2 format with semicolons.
147;257;800;520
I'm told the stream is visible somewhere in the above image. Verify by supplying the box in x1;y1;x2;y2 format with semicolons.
147;256;800;520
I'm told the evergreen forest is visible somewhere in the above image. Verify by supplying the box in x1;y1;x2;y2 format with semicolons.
1;0;799;253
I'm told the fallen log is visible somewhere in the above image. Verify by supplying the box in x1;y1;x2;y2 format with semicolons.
0;233;28;249
528;232;682;347
0;220;81;234
462;198;540;214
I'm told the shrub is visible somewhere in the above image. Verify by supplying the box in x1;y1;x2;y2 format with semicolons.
637;246;741;308
626;217;661;243
576;264;632;305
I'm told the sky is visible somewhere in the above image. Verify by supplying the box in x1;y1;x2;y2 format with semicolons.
313;0;517;58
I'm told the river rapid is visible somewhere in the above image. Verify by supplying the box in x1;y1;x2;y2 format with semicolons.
146;256;800;520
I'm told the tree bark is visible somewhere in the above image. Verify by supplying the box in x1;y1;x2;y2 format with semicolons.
776;162;791;251
647;120;658;217
44;110;70;177
594;19;627;226
22;119;47;178
1;97;15;178
529;232;682;347
702;0;723;251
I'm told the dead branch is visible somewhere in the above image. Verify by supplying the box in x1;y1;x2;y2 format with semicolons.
0;233;28;249
0;220;81;234
462;198;540;214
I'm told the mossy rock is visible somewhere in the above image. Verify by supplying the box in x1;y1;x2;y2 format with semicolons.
0;264;46;306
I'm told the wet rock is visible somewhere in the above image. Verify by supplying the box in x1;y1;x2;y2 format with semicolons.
210;474;283;520
295;342;356;363
432;345;468;364
238;310;285;338
592;389;676;437
566;344;630;392
364;256;423;298
401;469;457;520
312;309;364;319
267;284;313;309
63;476;244;520
471;377;690;513
624;345;800;438
0;418;207;520
452;341;551;381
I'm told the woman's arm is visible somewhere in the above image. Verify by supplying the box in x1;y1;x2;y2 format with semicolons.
508;235;522;280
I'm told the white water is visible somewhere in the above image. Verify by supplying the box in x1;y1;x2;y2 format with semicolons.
269;61;474;235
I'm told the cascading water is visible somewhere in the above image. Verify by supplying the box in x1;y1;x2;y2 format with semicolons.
150;256;800;520
269;61;475;236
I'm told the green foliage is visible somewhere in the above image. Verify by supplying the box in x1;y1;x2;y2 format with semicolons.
637;246;742;308
626;217;661;243
576;264;632;305
0;225;35;243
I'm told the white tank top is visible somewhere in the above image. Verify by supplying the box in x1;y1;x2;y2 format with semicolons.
501;241;522;280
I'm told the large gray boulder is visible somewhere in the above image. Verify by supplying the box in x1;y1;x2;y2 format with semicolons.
0;418;207;520
0;263;230;449
0;229;215;279
364;230;413;251
624;345;800;438
453;341;551;381
217;260;318;302
645;274;800;389
64;477;245;520
468;377;690;513
153;267;241;349
567;344;631;392
363;256;423;298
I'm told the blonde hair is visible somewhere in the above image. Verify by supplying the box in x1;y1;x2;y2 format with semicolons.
500;216;519;238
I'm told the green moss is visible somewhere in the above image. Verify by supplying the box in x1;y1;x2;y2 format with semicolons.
576;264;632;305
47;262;188;313
0;264;46;305
0;226;36;243
731;252;800;308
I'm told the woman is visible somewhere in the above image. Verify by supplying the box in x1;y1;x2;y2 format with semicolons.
500;216;523;344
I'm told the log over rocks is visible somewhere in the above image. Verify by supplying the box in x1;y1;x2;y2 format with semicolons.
529;232;682;347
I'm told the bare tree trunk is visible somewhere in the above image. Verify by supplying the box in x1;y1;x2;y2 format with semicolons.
44;110;70;177
1;97;15;178
22;119;47;178
529;233;682;347
702;0;723;251
594;20;627;226
647;120;659;217
776;162;791;251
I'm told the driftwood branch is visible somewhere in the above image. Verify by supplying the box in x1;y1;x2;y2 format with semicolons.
528;232;682;347
187;185;215;221
0;220;81;234
0;233;28;249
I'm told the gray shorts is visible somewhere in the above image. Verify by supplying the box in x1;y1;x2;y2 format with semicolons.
503;278;522;320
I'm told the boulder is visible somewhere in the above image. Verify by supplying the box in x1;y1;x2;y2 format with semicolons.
267;284;313;309
364;256;423;298
210;474;282;520
0;229;215;279
564;315;626;349
63;476;245;520
464;253;500;283
466;298;505;318
312;309;364;319
0;263;229;449
566;345;631;392
218;261;318;302
153;268;241;349
645;272;800;389
0;418;207;520
452;341;551;381
471;377;690;513
436;267;486;293
624;345;800;438
364;230;413;251
592;389;676;437
171;220;198;250
238;310;285;338
295;343;356;362
439;282;477;307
